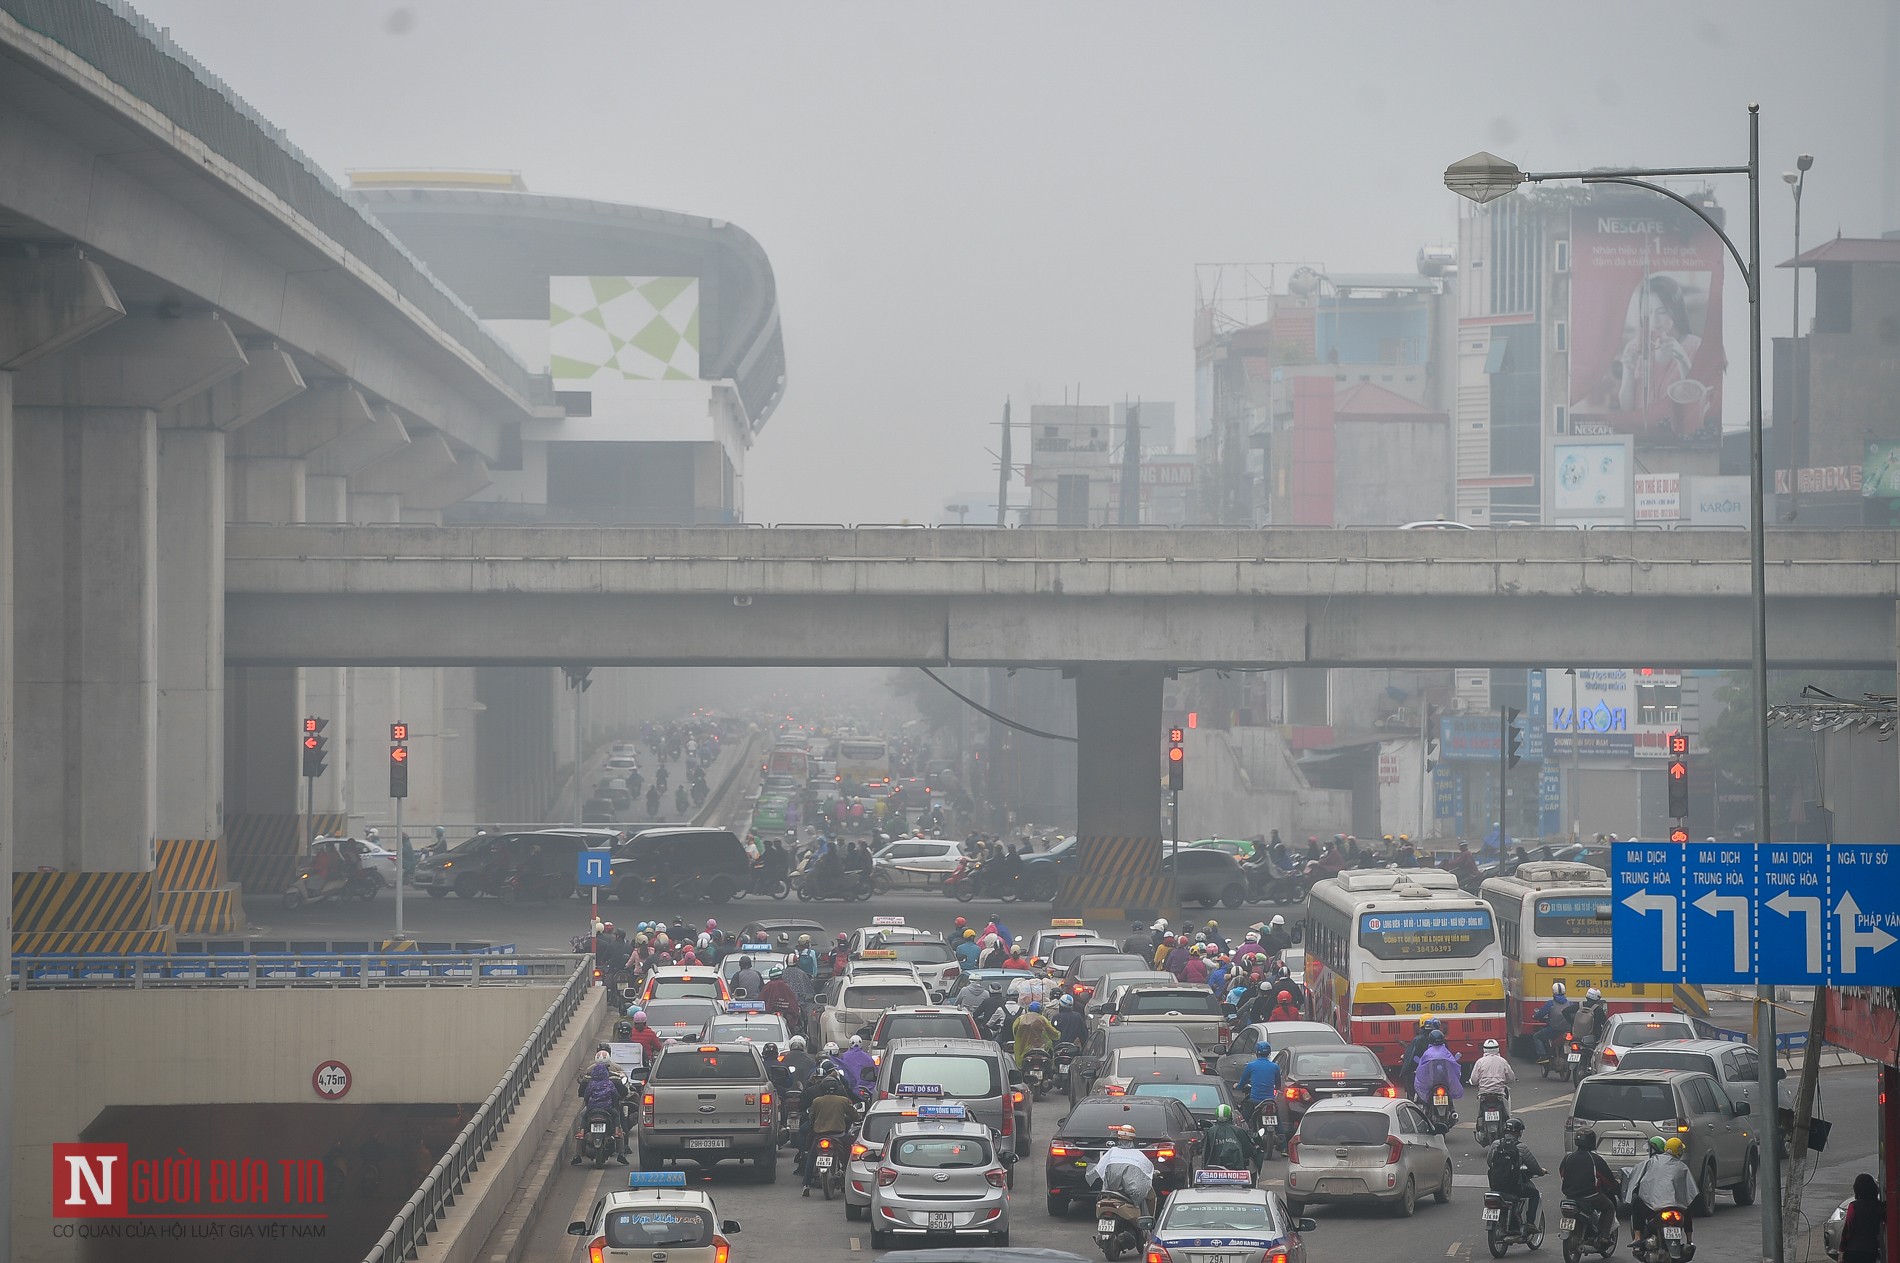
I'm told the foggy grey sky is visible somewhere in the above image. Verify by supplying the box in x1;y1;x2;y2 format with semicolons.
132;0;1891;523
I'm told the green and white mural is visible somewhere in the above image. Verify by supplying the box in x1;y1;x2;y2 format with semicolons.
549;276;700;382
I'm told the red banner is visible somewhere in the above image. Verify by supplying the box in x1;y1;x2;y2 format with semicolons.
1824;987;1900;1067
1568;195;1727;448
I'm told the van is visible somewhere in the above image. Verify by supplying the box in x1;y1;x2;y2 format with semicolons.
609;828;753;904
1564;1068;1760;1215
876;1037;1031;1162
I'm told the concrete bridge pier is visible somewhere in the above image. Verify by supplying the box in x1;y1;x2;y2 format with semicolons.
1058;665;1174;921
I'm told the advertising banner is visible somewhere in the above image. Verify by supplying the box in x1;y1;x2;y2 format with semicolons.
1633;473;1681;521
1440;714;1501;762
1546;667;1682;759
1525;669;1547;762
1863;441;1900;499
1552;438;1632;517
1568;195;1727;448
1685;475;1749;526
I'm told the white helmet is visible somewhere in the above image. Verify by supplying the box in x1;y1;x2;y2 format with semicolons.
847;1034;862;1048
1483;1039;1501;1053
823;1041;840;1057
595;1049;612;1063
1551;982;1567;998
1586;987;1602;1001
1150;919;1169;932
1244;931;1260;943
1269;915;1285;928
788;1035;806;1051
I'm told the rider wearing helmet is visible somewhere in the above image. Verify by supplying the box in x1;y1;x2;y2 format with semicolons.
1233;1039;1281;1106
623;1010;663;1060
1560;1127;1619;1241
1485;1117;1546;1231
1472;1036;1516;1100
1412;1028;1465;1120
1011;998;1057;1067
1201;1100;1258;1173
1052;990;1088;1044
1571;986;1610;1048
1625;1135;1700;1249
1268;989;1303;1023
1533;981;1575;1064
1403;1017;1445;1081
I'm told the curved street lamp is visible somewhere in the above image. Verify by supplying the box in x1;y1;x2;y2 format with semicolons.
1448;105;1783;1263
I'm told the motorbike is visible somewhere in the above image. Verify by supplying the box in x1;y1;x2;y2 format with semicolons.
777;1098;803;1150
1561;1035;1597;1084
1559;1197;1619;1263
1021;1048;1052;1101
691;781;708;807
985;1000;1022;1043
1249;1097;1283;1160
283;863;383;909
499;866;562;905
746;863;791;900
1091;1187;1151;1262
1426;1084;1458;1135
810;1132;849;1200
1475;1092;1511;1146
1633;1206;1694;1263
1483;1189;1546;1257
944;857;1026;903
578;1106;620;1168
793;866;872;902
1053;1042;1078;1095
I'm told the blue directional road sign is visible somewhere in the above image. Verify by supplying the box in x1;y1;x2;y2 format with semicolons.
1613;841;1900;985
576;850;612;888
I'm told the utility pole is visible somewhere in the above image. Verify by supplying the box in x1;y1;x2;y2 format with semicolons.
995;399;1011;528
1119;399;1142;525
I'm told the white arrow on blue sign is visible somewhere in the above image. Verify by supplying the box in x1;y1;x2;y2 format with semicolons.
1613;841;1900;985
576;850;612;888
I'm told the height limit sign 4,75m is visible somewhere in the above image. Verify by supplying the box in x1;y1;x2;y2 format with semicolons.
1612;841;1900;986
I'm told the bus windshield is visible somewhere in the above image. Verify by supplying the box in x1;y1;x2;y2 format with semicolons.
1532;894;1612;939
1357;907;1495;960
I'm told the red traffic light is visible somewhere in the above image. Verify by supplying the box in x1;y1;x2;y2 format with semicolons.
1667;731;1687;756
1668;760;1687;781
390;745;409;764
303;735;319;751
1669;826;1690;844
1168;747;1184;764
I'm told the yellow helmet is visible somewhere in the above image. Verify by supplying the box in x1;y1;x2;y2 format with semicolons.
963;929;976;939
1664;1137;1686;1157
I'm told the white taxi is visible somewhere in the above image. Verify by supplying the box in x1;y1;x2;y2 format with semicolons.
566;1171;742;1263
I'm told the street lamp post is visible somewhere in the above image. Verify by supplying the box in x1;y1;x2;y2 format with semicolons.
1781;155;1814;522
1447;105;1783;1263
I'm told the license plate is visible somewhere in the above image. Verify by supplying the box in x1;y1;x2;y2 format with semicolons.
1483;1207;1501;1222
1608;1138;1637;1156
1561;1218;1577;1233
589;1123;608;1133
815;1155;833;1168
1663;1226;1685;1240
1097;1219;1116;1232
929;1213;953;1231
683;1138;729;1150
1485;1110;1501;1121
1568;1052;1582;1063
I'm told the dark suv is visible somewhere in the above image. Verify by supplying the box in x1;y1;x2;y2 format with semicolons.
1161;847;1249;909
611;828;753;904
413;828;612;899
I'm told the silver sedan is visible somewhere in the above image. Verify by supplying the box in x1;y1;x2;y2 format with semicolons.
868;1115;1014;1249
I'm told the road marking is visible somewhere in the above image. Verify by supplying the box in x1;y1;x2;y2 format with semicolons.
1513;1096;1576;1113
849;1237;861;1252
1448;1244;1462;1256
1453;1173;1491;1187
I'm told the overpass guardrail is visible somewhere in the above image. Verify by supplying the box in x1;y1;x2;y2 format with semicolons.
10;950;577;989
364;957;592;1262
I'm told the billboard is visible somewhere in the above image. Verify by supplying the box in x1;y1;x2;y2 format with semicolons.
1568;196;1726;449
1551;437;1632;518
1684;475;1749;526
1863;441;1900;499
549;276;700;383
1546;667;1682;759
1633;472;1681;521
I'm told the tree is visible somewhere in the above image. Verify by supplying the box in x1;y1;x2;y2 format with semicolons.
1701;668;1890;834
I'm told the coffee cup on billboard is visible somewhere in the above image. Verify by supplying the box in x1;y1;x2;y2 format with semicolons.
1665;378;1709;433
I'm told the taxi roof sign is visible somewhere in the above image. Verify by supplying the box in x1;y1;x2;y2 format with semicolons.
915;1103;967;1119
858;949;899;959
628;1171;688;1188
1192;1168;1255;1188
872;916;906;926
1050;918;1086;928
725;1000;765;1013
893;1083;943;1096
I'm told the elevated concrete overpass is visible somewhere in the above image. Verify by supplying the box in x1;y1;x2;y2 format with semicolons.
225;524;1900;670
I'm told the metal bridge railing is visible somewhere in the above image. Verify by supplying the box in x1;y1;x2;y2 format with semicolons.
10;952;581;989
363;957;592;1262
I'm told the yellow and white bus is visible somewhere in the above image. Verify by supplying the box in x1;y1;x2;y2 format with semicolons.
1479;861;1696;1053
1303;868;1507;1067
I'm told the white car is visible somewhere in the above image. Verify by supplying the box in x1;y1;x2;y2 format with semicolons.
565;1171;740;1263
705;1010;790;1047
320;836;397;888
1594;1011;1698;1072
871;838;965;875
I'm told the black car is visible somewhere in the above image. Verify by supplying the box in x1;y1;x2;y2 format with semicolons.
1070;1023;1200;1101
1160;848;1249;909
1274;1042;1397;1127
1016;837;1075;902
738;916;828;946
1126;1073;1242;1128
610;827;753;903
414;828;609;899
1044;1095;1203;1215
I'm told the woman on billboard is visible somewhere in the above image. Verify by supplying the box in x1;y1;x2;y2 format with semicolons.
1614;275;1705;427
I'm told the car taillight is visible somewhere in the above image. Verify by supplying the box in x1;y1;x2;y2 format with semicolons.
1380;1084;1400;1098
1284;1083;1308;1101
851;1142;871;1160
1218;1023;1233;1043
1285;1135;1300;1162
1263;1251;1289;1263
1602;1048;1620;1065
1145;1247;1173;1263
1049;1143;1075;1157
985;1169;1007;1188
1154;1147;1176;1162
877;1167;898;1187
1001;1099;1014;1135
760;1091;773;1127
1385;1134;1403;1164
642;1092;655;1125
588;1238;607;1263
713;1236;731;1263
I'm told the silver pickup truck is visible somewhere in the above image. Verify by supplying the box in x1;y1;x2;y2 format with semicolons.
1106;983;1232;1062
636;1042;779;1180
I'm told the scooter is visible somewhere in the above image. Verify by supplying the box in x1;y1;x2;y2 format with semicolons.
746;863;791;900
1559;1197;1619;1263
809;1133;848;1200
985;1000;1022;1043
1249;1097;1282;1160
578;1106;621;1168
1427;1084;1459;1135
793;867;872;902
1633;1206;1694;1263
1021;1048;1053;1101
283;864;382;909
1053;1041;1078;1092
1091;1188;1151;1262
1483;1189;1545;1257
1475;1091;1511;1146
1564;1035;1597;1084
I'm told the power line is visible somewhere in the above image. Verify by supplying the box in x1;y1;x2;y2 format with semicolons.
916;667;1078;744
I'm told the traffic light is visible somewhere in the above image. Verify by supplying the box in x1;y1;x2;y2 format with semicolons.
301;716;329;778
1666;731;1688;818
1504;707;1523;770
390;721;409;799
1167;726;1185;792
1669;826;1690;845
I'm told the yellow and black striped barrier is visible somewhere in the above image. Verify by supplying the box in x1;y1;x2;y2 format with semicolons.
155;837;225;890
13;870;156;934
1055;835;1175;919
12;928;172;955
156;887;241;935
